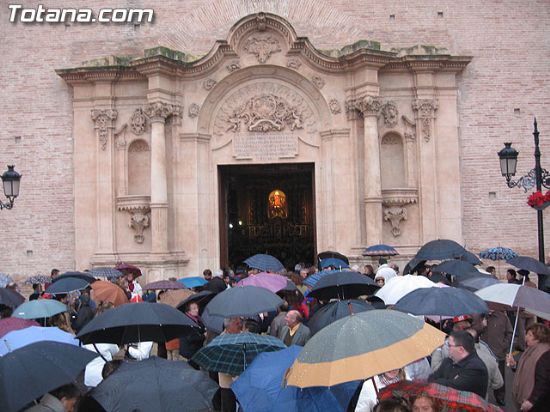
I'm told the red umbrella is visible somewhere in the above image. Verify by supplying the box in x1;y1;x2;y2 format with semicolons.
379;381;503;412
0;318;39;338
115;263;142;278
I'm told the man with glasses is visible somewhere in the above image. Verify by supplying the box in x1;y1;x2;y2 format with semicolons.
429;330;488;398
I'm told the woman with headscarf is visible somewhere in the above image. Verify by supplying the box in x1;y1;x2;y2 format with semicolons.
374;265;397;288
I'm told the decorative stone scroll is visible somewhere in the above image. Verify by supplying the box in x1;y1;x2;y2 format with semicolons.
143;102;182;122
382;189;418;237
329;99;341;115
311;76;325;89
243;35;281;63
412;99;438;142
117;196;151;244
226;61;241;72
130;108;147;135
188;103;200;118
384;206;407;237
91;109;118;150
287;58;301;69
203;79;217;91
380;101;399;128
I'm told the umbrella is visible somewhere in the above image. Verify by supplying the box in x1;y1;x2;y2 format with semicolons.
201;307;225;334
0;341;97;412
414;239;467;261
90;356;218;412
403;258;427;275
176;290;216;313
0;273;14;288
457;276;500;292
308;271;379;300
362;244;399;257
375;275;437;305
303;269;340;288
52;271;97;284
307;300;374;335
0;317;39;338
159;289;195;307
284;309;446;388
142;279;185;290
318;258;350;269
191;332;285;376
431;260;482;280
233;346;361;412
317;251;349;265
237;272;288;292
12;299;68;320
0;326;78;355
0;288;25;308
279;279;299;293
244;254;285;272
178;276;208;288
115;262;142;278
459;250;483;266
76;302;199;345
24;274;50;285
379;381;503;412
90;280;129;307
479;247;518;261
45;277;90;294
506;255;550;275
205;286;284;318
89;267;124;280
393;286;488;316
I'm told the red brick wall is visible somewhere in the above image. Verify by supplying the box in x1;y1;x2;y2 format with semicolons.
1;0;549;278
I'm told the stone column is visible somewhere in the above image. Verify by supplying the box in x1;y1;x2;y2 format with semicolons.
144;102;182;254
355;96;383;245
412;98;439;241
91;108;117;254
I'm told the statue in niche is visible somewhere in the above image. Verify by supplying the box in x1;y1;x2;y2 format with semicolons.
268;189;288;219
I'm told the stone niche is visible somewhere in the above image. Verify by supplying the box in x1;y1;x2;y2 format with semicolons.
57;12;470;278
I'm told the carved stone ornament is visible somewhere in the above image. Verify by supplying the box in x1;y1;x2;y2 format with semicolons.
412;99;438;142
226;61;241;72
118;198;151;244
225;94;303;133
329;99;341;115
354;96;382;116
287;58;301;69
243;35;281;63
203;78;217;90
311;76;325;89
188;103;200;118
213;82;317;136
143;102;182;121
91;109;118;150
381;134;402;145
381;101;399;128
129;210;150;244
384;206;407;237
130;108;147;135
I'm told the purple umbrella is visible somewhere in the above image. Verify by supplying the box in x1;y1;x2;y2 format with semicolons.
236;272;288;293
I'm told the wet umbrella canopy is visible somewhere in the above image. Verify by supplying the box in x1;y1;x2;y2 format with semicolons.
414;239;467;261
0;288;25;308
12;299;68;320
307;300;374;335
308;271;379;300
431;260;482;281
205;286;283;318
506;255;550;275
244;254;285;272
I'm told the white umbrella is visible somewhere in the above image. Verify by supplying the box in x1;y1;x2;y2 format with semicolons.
375;275;436;305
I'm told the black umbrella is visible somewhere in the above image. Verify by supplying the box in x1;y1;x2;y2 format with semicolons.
458;276;500;292
307;300;374;335
176;290;217;314
244;254;285;272
415;239;467;261
366;295;387;309
0;341;97;412
45;277;90;294
76;302;198;345
403;258;427;275
459;250;483;266
317;251;349;265
90;356;217;412
201;307;225;334
0;288;25;307
204;286;283;318
53;271;97;284
89;267;124;280
393;286;488;316
431;260;482;280
506;255;550;275
308;271;379;301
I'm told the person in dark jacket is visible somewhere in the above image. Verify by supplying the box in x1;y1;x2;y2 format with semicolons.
205;270;227;294
71;294;95;334
179;302;206;369
429;330;488;398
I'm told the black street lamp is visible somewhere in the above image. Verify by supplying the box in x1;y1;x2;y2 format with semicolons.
498;119;549;289
0;165;22;210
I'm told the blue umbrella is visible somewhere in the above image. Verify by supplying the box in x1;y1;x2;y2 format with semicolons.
362;244;399;257
178;276;208;288
415;239;467;261
0;326;78;355
303;269;340;288
46;277;90;294
307;300;374;335
458;276;500;292
192;332;285;376
318;258;349;269
0;289;25;308
479;247;518;261
204;286;283;318
0;273;14;288
24;274;50;285
431;260;481;280
232;346;361;412
244;254;285;272
308;271;379;301
506;255;550;275
13;300;68;319
393;286;488;316
89;267;124;280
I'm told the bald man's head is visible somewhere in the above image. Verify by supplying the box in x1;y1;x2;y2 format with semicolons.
285;310;303;328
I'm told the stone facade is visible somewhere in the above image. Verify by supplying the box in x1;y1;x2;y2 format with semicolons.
1;1;549;281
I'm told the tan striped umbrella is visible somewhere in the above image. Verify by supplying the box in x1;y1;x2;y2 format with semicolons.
285;309;446;388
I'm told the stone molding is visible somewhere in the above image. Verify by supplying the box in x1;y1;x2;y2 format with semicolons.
412;99;438;142
91;109;118;150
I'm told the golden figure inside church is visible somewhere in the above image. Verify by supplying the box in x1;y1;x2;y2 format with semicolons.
268;189;288;219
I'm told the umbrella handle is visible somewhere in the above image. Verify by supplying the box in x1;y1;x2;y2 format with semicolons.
508;276;526;359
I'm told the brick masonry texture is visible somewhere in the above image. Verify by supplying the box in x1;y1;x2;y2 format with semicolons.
1;0;549;279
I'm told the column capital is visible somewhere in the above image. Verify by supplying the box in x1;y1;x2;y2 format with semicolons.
355;96;382;117
412;99;438;118
144;102;182;123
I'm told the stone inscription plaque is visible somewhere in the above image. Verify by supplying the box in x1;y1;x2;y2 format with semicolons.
233;134;298;161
